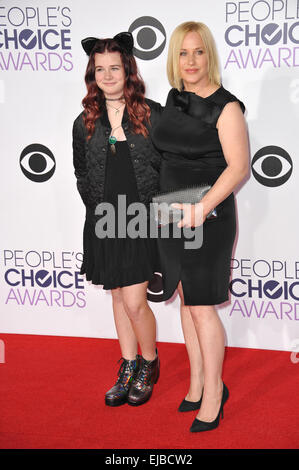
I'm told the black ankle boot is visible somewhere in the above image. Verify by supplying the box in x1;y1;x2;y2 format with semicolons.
105;357;139;407
127;351;160;406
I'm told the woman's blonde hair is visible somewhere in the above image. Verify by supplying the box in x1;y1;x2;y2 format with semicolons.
167;21;221;90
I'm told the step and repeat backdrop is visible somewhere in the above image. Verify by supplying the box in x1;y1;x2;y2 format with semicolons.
1;0;299;352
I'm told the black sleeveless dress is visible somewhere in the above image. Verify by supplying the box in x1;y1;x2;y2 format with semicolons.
80;140;157;289
151;86;245;306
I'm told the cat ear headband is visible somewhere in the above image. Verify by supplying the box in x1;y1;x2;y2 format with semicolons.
81;32;134;56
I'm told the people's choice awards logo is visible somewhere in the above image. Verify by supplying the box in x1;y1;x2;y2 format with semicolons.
224;1;299;69
251;145;293;187
0;5;73;71
20;143;56;182
3;249;86;308
129;16;166;60
229;257;299;322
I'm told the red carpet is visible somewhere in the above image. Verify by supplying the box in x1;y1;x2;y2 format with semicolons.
0;333;298;449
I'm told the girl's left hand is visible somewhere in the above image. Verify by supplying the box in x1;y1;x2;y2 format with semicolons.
171;202;206;228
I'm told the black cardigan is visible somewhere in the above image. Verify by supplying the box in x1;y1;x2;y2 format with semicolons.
72;98;162;221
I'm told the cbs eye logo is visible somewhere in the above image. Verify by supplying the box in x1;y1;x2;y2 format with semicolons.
251;146;293;187
147;272;164;302
20;143;56;182
129;16;166;60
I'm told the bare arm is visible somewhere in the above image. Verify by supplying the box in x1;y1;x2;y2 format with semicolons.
200;101;249;218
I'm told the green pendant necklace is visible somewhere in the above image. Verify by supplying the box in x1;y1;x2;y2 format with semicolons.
109;125;122;154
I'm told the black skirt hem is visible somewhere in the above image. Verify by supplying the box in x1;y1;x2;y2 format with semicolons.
161;285;229;306
80;266;155;291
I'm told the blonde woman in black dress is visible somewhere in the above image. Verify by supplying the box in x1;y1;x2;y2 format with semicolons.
152;22;249;432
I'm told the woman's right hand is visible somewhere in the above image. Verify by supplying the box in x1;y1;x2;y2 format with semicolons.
171;202;206;228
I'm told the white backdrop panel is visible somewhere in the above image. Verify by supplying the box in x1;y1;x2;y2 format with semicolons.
1;0;299;352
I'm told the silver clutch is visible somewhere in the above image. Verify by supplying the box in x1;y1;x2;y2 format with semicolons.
152;184;217;226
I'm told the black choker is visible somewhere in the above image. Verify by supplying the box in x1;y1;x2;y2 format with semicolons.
105;96;124;101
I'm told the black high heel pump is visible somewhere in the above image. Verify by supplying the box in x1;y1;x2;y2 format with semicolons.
178;389;203;412
190;383;229;432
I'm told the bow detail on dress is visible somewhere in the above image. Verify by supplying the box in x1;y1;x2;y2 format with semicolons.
170;88;223;128
171;89;190;112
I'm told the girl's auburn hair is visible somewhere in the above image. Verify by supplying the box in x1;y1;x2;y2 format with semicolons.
82;38;150;139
